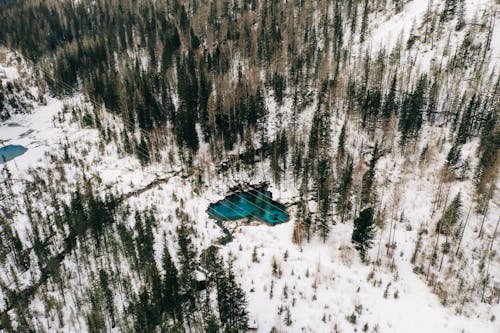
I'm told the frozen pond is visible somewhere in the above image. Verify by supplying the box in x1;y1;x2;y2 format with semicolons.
0;145;27;163
207;189;289;225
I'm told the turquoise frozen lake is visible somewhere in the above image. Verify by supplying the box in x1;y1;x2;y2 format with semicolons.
0;145;27;163
207;189;289;224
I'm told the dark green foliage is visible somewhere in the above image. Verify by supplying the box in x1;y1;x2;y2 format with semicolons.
351;207;375;260
337;122;347;166
337;157;354;223
217;262;249;332
88;192;115;248
436;193;462;235
360;0;369;43
99;270;115;327
135;213;156;271
447;95;480;168
440;0;458;22
361;88;382;128
176;52;200;152
270;130;288;185
176;222;198;322
382;76;398;121
136;135;151;165
446;142;462;167
0;312;14;333
133;288;154;332
201;248;248;332
272;71;286;105
361;143;379;206
203;306;220;333
162;244;183;324
399;75;428;145
456;95;477;145
316;156;333;242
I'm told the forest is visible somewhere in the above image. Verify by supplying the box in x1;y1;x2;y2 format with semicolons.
0;0;498;332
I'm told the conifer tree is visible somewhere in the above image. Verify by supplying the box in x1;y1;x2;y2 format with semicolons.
361;143;379;206
337;157;353;223
162;243;182;324
176;222;198;323
382;75;398;121
316;157;333;242
399;75;428;145
441;0;458;22
351;207;375;261
99;269;115;327
218;261;249;332
436;193;462;235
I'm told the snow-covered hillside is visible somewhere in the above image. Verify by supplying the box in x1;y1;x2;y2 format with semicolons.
0;0;499;332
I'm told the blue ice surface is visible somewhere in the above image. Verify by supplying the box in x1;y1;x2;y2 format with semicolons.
207;189;289;225
0;145;28;164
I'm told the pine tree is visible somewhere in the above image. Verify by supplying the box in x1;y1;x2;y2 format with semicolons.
136;135;151;165
382;75;398;121
360;0;369;43
456;95;477;144
316;157;332;242
162;243;182;324
219;261;249;332
399;75;428;145
474;111;499;197
203;301;220;333
351;207;375;261
436;193;462;235
99;270;115;327
440;0;458;22
361;143;379;206
176;222;198;323
0;312;14;333
337;157;353;223
455;0;466;31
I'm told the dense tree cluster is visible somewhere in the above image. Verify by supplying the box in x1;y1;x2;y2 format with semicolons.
0;170;248;332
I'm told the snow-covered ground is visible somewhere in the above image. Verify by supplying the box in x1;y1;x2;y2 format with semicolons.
1;89;498;333
1;0;499;331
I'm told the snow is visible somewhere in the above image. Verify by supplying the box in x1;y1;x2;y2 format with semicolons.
1;1;499;331
2;81;499;333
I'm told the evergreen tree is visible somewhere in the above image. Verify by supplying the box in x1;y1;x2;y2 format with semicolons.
382;75;398;121
162;243;182;324
456;95;476;145
218;261;249;332
337;157;353;223
441;0;458;22
176;222;198;323
203;302;220;333
136;135;151;165
99;269;115;327
351;207;375;261
436;193;462;235
337;121;347;167
399;75;428;145
361;143;379;206
474;110;499;196
316;157;333;242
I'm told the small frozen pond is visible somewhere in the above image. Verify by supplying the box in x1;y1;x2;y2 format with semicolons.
0;145;27;163
207;189;289;225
